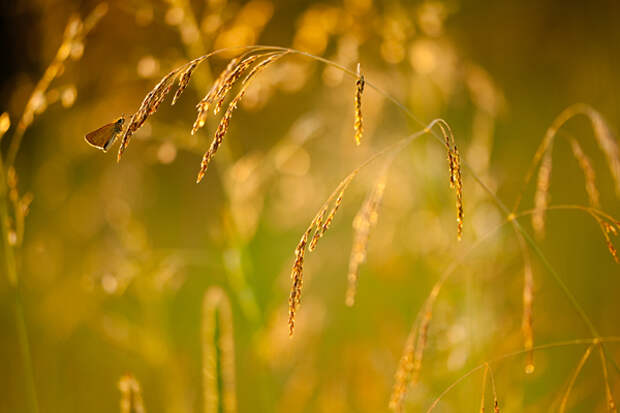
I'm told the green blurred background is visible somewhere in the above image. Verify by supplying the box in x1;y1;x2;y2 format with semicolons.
1;0;619;412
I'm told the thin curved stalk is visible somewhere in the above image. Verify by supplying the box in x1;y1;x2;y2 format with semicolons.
427;337;620;412
120;43;619;382
241;46;611;348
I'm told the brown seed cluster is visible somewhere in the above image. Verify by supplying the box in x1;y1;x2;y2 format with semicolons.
308;205;328;251
118;374;146;413
213;55;264;114
582;209;619;264
438;121;464;240
171;59;201;106
288;227;312;337
346;175;386;307
354;63;365;146
288;172;357;336
118;71;179;161
308;186;347;251
600;219;619;263
196;52;287;182
117;50;287;179
192;56;243;135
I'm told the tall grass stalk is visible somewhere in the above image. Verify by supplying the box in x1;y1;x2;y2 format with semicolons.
0;153;38;413
0;6;107;412
202;287;237;413
116;44;620;409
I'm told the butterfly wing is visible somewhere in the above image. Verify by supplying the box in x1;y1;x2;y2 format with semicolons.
85;123;118;152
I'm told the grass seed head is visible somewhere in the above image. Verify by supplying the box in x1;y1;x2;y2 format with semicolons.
171;59;201;105
203;287;237;413
354;63;365;146
346;176;385;306
196;53;286;182
438;121;464;240
118;374;145;413
569;137;600;208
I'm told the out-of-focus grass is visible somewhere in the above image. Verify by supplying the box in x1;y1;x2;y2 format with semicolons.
1;1;620;412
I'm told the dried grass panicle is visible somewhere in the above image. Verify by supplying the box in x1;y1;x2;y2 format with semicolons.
195;52;286;182
453;145;464;240
308;185;346;251
240;52;288;89
532;150;552;238
389;320;419;412
118;374;146;413
308;205;328;251
193;56;243;135
196;98;235;183
354;63;365;146
345;174;386;307
288;171;357;336
522;261;535;374
559;344;594;413
588;108;620;196
171;59;202;105
288;227;311;336
203;287;237;413
599;219;619;263
6;167;33;247
118;70;179;160
584;210;619;263
569;137;600;208
438;121;464;240
515;103;620;214
412;308;432;379
212;54;268;115
389;285;439;412
121;50;286;163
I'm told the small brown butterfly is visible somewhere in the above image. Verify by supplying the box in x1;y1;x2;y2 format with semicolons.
85;116;125;152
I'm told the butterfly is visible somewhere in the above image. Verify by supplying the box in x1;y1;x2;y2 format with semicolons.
84;116;125;152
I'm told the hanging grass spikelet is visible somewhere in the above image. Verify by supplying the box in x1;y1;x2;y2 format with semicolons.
345;173;386;306
288;171;358;336
118;374;146;413
437;121;464;240
196;52;287;182
354;63;365;146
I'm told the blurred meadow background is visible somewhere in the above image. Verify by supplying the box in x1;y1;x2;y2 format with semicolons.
1;0;620;412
